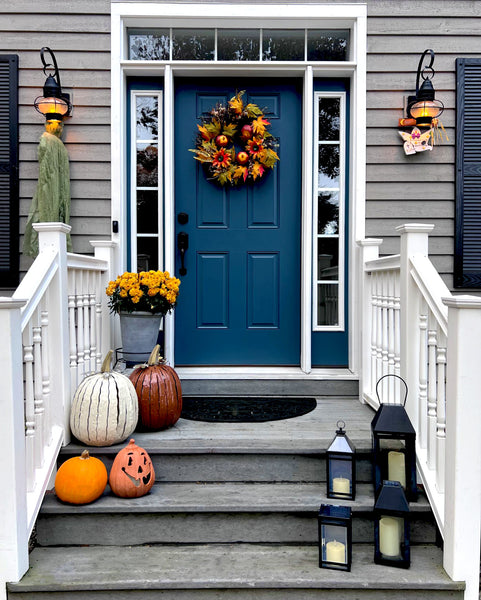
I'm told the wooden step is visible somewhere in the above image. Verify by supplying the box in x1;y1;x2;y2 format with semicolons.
8;544;463;599
36;482;436;546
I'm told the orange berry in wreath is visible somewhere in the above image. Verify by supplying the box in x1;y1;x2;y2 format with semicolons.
216;134;229;147
237;151;249;165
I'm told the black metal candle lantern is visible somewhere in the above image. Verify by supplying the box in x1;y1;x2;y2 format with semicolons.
371;375;417;501
34;47;72;123
326;420;356;501
318;504;352;571
406;49;444;127
374;481;410;569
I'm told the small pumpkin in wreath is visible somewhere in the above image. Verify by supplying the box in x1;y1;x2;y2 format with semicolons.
70;350;138;446
109;438;155;498
190;90;279;186
55;450;108;504
129;345;182;430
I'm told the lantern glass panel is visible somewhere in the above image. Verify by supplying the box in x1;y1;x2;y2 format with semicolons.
379;515;404;560
321;523;348;565
328;457;352;496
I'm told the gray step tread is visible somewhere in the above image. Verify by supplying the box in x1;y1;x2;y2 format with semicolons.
9;544;463;593
40;482;431;514
62;397;374;455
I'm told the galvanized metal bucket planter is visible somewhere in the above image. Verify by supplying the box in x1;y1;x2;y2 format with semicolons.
119;311;162;364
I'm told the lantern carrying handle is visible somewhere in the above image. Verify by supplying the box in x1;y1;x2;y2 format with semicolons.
375;374;408;407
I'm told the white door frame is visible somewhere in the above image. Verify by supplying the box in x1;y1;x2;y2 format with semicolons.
111;2;367;379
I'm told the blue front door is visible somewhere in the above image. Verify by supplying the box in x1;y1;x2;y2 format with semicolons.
174;79;302;366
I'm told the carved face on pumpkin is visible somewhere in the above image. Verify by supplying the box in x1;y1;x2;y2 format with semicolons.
109;439;155;498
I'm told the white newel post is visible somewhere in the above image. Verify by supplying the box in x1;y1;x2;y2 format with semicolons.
358;238;383;403
91;240;117;358
34;223;71;445
442;296;481;600
0;299;29;597
397;224;434;429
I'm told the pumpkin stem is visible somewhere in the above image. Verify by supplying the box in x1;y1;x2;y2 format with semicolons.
80;450;90;460
147;345;161;366
101;350;114;373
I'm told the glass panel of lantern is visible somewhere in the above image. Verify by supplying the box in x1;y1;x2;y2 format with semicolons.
326;420;355;501
371;375;417;501
318;504;352;571
374;481;410;569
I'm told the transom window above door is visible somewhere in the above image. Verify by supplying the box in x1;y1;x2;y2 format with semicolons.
127;28;350;61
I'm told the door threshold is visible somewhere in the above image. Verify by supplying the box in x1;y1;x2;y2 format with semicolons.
175;366;358;380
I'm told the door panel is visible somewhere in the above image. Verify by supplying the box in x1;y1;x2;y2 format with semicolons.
174;79;302;366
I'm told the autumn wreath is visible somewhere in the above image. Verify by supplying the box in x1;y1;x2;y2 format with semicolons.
190;90;279;186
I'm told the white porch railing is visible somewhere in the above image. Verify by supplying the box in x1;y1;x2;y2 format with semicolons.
361;224;481;600
0;224;116;599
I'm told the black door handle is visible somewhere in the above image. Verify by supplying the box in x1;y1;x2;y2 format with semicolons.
177;232;189;276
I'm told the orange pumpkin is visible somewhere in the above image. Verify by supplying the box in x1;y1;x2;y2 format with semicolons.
55;450;108;504
109;439;155;498
129;345;182;430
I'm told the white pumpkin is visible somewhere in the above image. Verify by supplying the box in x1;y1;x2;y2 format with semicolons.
70;350;138;446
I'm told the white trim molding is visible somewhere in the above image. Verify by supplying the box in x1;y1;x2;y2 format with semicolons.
111;2;367;375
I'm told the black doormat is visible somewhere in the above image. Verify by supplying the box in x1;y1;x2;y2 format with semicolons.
181;397;317;423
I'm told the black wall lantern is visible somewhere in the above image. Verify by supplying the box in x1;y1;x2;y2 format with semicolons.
326;420;356;501
371;375;417;501
34;47;72;122
406;49;444;127
318;504;352;572
374;481;410;569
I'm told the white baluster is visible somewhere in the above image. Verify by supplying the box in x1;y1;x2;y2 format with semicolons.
376;274;383;396
436;343;446;493
95;271;103;370
418;313;428;449
40;307;51;448
89;290;97;373
387;271;396;402
32;318;44;469
393;271;401;401
83;272;91;369
68;270;78;390
370;272;378;400
427;323;438;469
381;273;389;399
23;328;35;493
76;271;85;382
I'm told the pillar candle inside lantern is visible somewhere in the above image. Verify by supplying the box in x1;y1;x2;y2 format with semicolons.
332;477;350;494
326;540;346;563
379;516;401;557
388;450;406;488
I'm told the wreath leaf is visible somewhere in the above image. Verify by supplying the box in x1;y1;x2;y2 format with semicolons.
245;103;263;118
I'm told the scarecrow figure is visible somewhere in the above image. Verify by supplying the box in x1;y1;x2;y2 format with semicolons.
23;119;72;257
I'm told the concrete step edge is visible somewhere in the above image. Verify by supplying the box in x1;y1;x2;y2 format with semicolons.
8;544;463;593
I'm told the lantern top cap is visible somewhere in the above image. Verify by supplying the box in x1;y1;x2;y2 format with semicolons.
328;422;355;454
374;480;410;513
319;504;352;520
371;403;416;436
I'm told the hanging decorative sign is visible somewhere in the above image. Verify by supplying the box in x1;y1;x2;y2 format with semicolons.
398;126;433;155
190;90;279;186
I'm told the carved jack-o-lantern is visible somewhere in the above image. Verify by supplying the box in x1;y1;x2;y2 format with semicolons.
109;439;155;498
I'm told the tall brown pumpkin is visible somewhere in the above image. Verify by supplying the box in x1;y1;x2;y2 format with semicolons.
129;345;182;430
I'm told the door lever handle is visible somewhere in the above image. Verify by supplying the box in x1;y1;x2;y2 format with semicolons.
177;232;189;276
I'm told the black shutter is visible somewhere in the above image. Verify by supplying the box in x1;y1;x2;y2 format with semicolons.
0;55;19;287
455;58;481;288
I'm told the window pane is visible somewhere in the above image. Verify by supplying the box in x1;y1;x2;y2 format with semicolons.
318;284;339;326
172;29;215;60
137;237;159;272
137;143;158;187
318;192;339;235
307;29;350;61
217;29;260;61
137;190;158;234
262;30;304;61
128;29;170;60
136;96;158;139
317;238;339;280
318;145;340;187
318;98;340;141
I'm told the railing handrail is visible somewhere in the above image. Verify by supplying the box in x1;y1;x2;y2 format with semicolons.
67;253;109;271
365;254;400;272
410;254;449;336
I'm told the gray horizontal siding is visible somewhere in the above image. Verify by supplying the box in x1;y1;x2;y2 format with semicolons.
0;0;111;276
2;0;474;292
